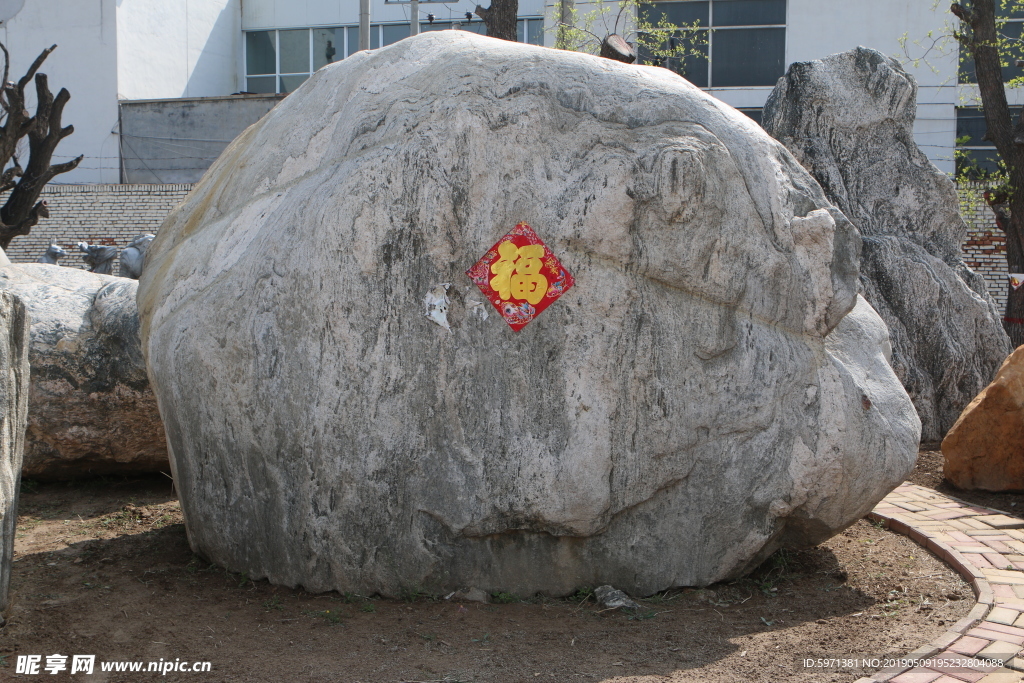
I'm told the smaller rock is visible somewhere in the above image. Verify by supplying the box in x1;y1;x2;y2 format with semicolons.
451;587;490;604
37;243;67;265
78;242;117;275
0;263;168;479
593;585;641;611
118;234;154;279
942;346;1024;491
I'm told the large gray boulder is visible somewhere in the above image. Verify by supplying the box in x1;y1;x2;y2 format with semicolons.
138;31;920;597
0;289;28;616
0;261;167;479
763;47;1012;443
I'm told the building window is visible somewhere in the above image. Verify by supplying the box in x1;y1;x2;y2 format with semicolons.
959;7;1024;84
244;19;544;94
955;106;1022;177
517;18;545;45
637;0;786;88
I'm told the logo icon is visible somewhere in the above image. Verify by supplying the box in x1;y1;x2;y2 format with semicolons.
466;223;574;331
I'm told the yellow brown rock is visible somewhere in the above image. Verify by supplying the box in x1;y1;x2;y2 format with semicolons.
942;346;1024;491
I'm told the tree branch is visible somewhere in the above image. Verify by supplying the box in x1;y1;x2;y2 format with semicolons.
474;0;518;42
0;42;81;249
951;3;973;24
986;190;1011;233
16;44;54;94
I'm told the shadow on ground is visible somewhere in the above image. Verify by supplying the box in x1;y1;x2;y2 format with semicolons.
1;474;972;683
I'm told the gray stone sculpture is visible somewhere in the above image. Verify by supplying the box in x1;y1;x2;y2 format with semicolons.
118;233;154;279
37;243;67;265
0;287;28;617
0;259;168;479
138;31;920;597
78;241;117;275
763;47;1012;443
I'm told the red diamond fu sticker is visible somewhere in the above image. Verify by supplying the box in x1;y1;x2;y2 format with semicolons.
466;222;574;331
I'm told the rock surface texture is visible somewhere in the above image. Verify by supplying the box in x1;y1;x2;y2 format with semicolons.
0;289;28;614
139;31;920;597
0;261;167;479
763;47;1012;443
943;346;1024;491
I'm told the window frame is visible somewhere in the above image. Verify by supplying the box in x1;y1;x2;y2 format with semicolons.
638;0;787;89
244;18;544;95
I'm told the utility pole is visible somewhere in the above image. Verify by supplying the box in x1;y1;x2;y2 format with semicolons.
359;0;371;51
557;0;574;48
410;0;420;36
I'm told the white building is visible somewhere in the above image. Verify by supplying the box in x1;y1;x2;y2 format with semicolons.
0;0;241;183
0;0;547;183
0;0;1014;182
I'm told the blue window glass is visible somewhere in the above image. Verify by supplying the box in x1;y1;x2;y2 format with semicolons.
279;74;309;93
279;30;310;74
960;20;1024;83
313;28;343;70
246;31;275;76
383;23;410;46
640;2;709;27
713;0;785;26
346;26;359;55
711;27;785;86
246;76;276;94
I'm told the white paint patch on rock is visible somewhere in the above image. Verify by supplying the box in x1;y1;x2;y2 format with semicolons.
424;283;451;331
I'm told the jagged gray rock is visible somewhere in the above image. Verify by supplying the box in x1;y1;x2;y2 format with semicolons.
763;46;1012;443
0;261;167;479
0;288;28;616
138;31;920;597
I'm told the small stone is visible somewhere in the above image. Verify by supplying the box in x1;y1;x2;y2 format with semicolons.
593;585;641;611
452;588;489;604
943;346;1024;491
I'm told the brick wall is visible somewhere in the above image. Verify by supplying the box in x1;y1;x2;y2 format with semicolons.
0;183;1013;314
4;183;193;267
959;184;1009;312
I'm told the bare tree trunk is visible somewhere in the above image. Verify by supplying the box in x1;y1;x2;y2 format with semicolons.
1004;241;1024;347
0;42;82;250
558;0;574;46
600;34;636;63
475;0;519;42
985;191;1024;346
953;0;1024;347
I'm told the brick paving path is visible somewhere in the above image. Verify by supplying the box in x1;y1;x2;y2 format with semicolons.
855;483;1024;683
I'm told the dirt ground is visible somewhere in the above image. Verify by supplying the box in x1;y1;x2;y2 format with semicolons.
0;450;997;683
